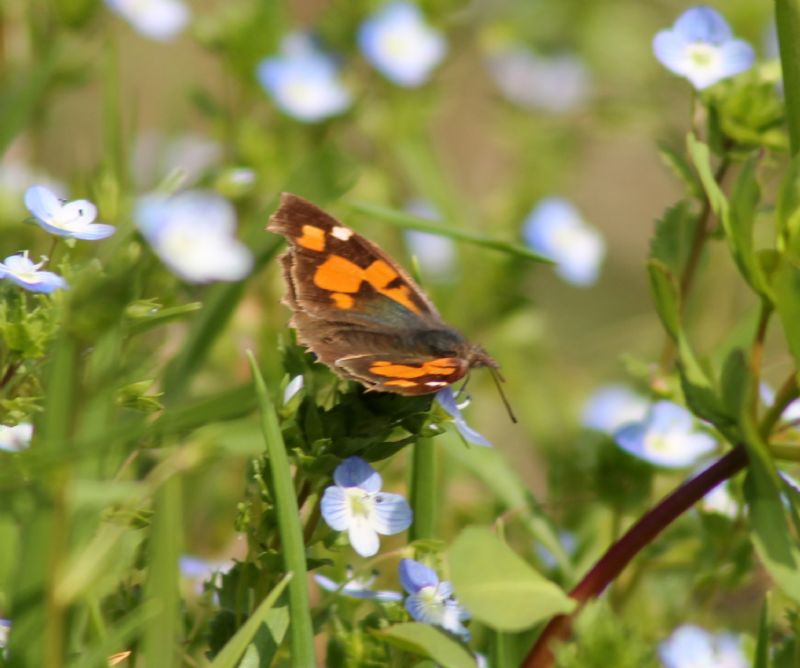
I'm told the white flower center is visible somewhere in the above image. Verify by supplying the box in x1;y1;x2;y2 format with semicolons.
686;43;720;70
384;31;416;59
345;488;376;523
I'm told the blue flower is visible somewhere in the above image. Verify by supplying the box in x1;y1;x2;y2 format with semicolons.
0;253;67;294
653;7;755;90
522;197;605;286
0;618;9;651
659;624;747;668
435;387;492;447
399;558;470;639
320;457;412;557
24;186;115;241
0;423;33;452
614;401;717;468
358;2;446;87
581;384;650;435
487;47;590;113
700;480;739;518
134;191;253;283
314;567;402;603
257;33;351;122
104;0;190;42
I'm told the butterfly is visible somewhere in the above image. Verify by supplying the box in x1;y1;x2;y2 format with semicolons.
268;193;513;413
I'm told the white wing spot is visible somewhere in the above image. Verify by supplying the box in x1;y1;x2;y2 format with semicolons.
331;226;353;241
425;381;449;387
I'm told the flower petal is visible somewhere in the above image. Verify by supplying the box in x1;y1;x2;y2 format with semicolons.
435;388;492;447
320;486;350;531
347;518;380;557
716;39;756;79
399;558;438;594
24;185;61;222
371;492;412;535
334;456;382;492
70;224;117;240
672;7;732;44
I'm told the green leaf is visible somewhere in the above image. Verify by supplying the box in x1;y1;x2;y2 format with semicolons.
772;258;800;373
742;414;800;604
657;142;702;198
347;201;553;264
753;596;771;668
448;527;575;631
687;134;768;296
646;259;681;340
649;200;698;275
719;348;751;422
248;352;316;666
209;573;292;668
779;152;800;253
373;623;477;668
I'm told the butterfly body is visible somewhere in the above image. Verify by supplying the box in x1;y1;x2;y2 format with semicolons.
268;193;498;396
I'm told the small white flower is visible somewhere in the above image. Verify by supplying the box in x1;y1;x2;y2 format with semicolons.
134;191;253;283
399;558;470;639
0;423;33;452
614;401;717;468
582;384;650;434
105;0;190;42
0;253;67;294
320;457;412;557
0;619;9;650
257;33;351;123
659;624;747;668
487;47;590;113
653;7;755;90
358;2;447;87
132;132;221;190
24;185;115;241
523;197;605;286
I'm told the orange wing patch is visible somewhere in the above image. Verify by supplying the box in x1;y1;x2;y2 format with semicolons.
384;379;418;388
313;255;421;314
297;224;326;252
369;358;459;378
330;292;354;309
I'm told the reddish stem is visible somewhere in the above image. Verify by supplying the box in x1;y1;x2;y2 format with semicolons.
521;446;748;668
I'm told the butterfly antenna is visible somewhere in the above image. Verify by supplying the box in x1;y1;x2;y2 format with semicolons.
489;367;517;424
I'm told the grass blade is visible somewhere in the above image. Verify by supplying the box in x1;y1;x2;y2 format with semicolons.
347;201;553;264
247;351;316;666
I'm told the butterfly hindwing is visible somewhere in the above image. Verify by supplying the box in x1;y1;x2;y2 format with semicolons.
335;354;469;396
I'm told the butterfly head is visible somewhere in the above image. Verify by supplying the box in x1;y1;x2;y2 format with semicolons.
467;344;500;371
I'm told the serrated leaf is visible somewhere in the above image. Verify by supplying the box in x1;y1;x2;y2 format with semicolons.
646;259;681;339
448;527;574;631
657;142;702;198
373;623;476;668
650;201;698;274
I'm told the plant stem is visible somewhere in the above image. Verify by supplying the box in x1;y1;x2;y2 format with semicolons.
521;447;748;668
408;438;437;542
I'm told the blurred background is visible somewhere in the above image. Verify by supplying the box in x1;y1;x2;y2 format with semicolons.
0;0;789;663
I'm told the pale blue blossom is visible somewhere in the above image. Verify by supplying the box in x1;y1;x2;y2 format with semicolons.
523;197;604;286
404;200;456;280
487;47;590;113
257;33;351;122
320;457;412;557
659;624;747;668
314;567;402;603
105;0;189;42
358;2;446;87
435;387;492;447
653;7;755;90
24;185;114;241
0;423;32;452
0;619;9;651
134;191;253;283
0;253;67;294
582;384;650;435
614;401;717;468
399;558;470;639
179;555;233;582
